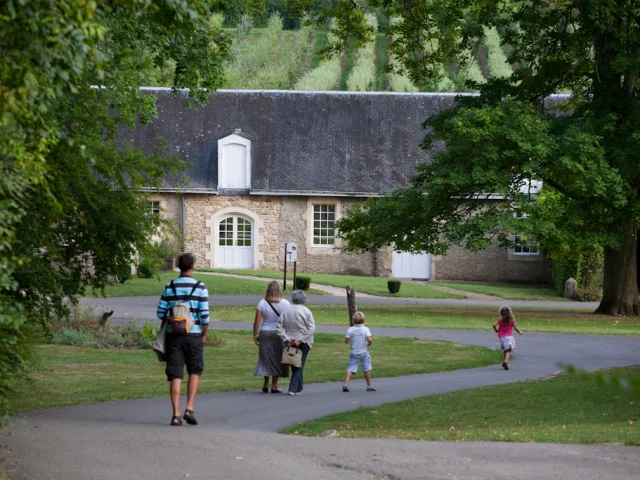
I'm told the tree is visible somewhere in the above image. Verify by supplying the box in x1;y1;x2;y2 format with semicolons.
289;0;640;316
0;0;230;422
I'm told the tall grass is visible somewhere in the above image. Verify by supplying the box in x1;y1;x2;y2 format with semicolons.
483;27;512;79
346;14;378;91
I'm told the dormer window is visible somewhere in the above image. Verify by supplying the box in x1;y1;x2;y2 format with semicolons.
218;129;252;192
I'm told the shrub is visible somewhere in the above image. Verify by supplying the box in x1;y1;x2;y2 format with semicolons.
137;260;156;278
387;280;401;294
346;14;378;91
575;285;602;302
51;328;91;346
552;259;580;295
294;19;342;90
455;48;486;91
295;276;311;290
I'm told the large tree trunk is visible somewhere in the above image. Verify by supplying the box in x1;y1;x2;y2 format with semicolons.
595;216;640;316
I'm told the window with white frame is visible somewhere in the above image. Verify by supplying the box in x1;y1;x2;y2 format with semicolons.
312;204;336;246
513;212;539;255
150;201;161;216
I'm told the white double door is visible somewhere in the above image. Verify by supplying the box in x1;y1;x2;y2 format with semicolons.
217;215;254;269
392;251;431;279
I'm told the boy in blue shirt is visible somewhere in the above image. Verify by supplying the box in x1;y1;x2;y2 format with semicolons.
342;311;376;392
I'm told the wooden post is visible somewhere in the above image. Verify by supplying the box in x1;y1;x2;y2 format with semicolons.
345;286;357;326
293;260;297;290
283;243;287;291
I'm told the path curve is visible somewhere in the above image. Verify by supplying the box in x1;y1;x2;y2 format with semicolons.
3;307;639;479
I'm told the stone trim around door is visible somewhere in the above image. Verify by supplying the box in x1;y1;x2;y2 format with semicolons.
205;206;265;269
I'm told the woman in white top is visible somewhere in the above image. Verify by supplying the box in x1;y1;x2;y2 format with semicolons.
253;281;290;393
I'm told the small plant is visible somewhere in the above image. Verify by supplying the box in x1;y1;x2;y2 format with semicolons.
51;328;91;346
387;280;401;294
137;260;155;278
295;276;311;290
139;321;158;349
575;285;602;302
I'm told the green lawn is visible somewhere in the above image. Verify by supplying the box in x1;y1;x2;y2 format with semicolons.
11;332;496;413
430;281;563;301
283;367;640;446
203;269;467;299
87;271;326;298
214;304;640;336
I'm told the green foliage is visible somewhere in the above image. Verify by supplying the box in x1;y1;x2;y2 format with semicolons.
454;47;486;91
136;261;156;279
295;19;342;90
295;0;640;314
0;0;230;425
482;27;512;79
51;329;92;347
225;13;313;89
295;276;311;290
346;14;378;91
552;260;580;296
387;280;401;294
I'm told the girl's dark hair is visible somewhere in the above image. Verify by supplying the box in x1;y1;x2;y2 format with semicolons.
499;305;514;323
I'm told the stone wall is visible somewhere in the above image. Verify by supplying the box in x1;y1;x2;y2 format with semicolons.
153;192;551;283
432;244;552;284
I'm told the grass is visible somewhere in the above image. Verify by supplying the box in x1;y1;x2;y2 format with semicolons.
340;37;357;90
283;367;640;446
10;332;497;413
310;31;328;69
375;34;389;91
204;269;467;299
214;304;640;336
86;271;327;298
430;281;563;301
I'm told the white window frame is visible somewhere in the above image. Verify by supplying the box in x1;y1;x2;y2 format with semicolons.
512;212;540;256
150;200;161;216
217;133;252;190
312;204;337;247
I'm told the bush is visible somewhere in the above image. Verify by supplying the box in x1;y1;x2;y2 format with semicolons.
137;260;156;278
51;328;91;346
575;285;603;302
387;280;401;294
552;259;580;295
295;276;311;290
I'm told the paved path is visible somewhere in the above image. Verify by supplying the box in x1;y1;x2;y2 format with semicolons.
3;300;639;479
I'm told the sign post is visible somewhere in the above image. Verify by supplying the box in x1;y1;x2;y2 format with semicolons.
285;243;297;290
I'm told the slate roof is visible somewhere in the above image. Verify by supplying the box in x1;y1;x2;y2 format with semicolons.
122;89;459;195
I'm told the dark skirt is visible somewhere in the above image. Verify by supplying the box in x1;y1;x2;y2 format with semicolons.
254;330;289;377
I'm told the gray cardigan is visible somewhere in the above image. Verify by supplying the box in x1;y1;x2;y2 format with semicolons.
276;304;316;347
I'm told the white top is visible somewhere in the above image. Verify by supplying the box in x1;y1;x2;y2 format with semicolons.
257;299;290;332
346;325;372;355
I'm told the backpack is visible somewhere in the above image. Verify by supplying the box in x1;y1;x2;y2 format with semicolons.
169;280;201;335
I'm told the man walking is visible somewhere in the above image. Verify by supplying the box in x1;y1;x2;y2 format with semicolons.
157;253;210;426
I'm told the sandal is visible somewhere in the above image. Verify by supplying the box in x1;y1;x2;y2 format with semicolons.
183;409;198;425
270;388;282;394
262;386;269;393
170;415;182;426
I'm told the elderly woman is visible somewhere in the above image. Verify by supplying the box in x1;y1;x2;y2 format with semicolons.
276;290;316;396
253;281;290;393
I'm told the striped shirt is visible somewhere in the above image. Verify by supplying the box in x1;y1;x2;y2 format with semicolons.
157;276;210;334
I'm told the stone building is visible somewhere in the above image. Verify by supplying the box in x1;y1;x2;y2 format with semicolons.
127;89;551;284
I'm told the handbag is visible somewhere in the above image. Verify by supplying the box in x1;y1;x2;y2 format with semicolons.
281;345;302;368
153;318;168;362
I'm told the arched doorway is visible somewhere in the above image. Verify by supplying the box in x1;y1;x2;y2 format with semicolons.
217;215;254;269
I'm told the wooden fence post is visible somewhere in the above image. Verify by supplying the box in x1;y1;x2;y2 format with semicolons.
345;286;357;326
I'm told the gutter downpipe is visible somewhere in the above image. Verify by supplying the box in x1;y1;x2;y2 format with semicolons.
181;194;185;252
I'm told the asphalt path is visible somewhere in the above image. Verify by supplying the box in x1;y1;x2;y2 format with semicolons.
3;296;639;480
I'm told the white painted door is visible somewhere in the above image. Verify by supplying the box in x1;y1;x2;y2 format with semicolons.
392;251;431;279
218;216;254;269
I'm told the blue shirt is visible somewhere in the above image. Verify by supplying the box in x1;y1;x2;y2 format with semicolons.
157;275;210;334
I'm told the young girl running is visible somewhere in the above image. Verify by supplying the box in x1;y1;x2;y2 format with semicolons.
492;305;523;370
